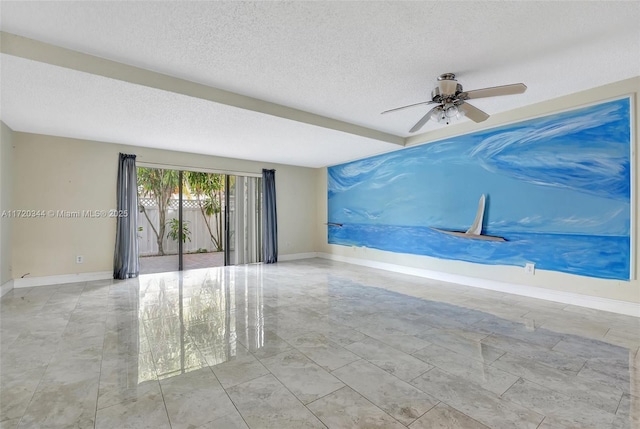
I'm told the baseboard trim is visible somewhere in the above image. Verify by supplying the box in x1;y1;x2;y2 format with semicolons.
316;253;640;318
279;252;319;262
13;271;113;288
1;279;14;297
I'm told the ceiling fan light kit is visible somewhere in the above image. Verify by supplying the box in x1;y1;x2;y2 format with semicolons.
429;103;465;125
382;73;527;133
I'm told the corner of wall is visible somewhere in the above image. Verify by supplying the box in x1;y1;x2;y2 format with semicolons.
313;167;328;253
0;121;15;288
1;279;14;297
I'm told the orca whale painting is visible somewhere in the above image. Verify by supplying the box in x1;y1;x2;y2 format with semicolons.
328;97;632;280
430;194;506;242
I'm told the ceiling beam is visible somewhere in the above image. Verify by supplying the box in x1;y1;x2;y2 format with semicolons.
1;31;405;147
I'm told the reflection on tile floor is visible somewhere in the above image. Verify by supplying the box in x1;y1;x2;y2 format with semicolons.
139;251;224;275
1;258;639;428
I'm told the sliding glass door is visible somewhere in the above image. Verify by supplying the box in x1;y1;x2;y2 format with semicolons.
225;175;263;266
137;166;261;274
137;167;182;274
182;171;226;271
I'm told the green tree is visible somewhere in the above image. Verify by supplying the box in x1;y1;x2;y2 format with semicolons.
137;167;180;256
185;172;225;251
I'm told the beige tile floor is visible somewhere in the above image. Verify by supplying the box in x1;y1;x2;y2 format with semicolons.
1;258;638;428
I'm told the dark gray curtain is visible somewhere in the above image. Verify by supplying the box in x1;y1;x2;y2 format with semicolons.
262;169;278;264
113;153;139;279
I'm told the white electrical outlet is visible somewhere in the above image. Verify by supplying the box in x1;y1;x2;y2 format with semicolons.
524;263;535;275
76;255;84;264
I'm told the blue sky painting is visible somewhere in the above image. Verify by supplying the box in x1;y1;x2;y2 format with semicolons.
328;98;632;280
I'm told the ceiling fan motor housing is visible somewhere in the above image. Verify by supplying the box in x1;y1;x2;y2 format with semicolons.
431;84;463;103
437;73;462;96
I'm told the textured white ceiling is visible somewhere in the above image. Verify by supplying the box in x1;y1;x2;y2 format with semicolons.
1;1;639;168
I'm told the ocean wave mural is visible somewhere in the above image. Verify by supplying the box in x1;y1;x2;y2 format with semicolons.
328;98;632;280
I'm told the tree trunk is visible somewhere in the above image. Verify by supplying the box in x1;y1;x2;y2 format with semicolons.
195;193;218;251
157;207;166;256
156;192;172;257
140;205;163;256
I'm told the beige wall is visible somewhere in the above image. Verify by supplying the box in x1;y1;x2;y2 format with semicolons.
316;77;640;304
1;121;14;284
11;133;317;278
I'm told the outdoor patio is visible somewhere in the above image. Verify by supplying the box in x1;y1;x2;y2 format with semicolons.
139;251;225;274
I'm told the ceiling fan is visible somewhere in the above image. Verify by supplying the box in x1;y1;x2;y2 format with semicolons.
382;73;527;133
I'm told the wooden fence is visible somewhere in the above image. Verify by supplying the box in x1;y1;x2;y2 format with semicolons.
137;199;224;256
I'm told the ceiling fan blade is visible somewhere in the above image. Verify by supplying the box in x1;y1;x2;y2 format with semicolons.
459;102;490;123
381;100;435;115
464;83;527;100
409;106;440;133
